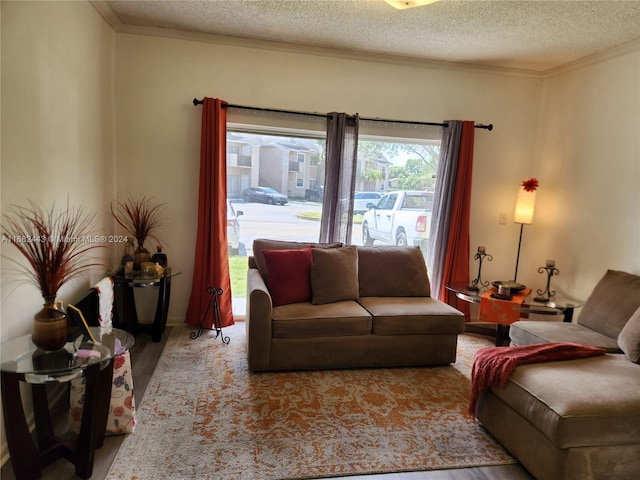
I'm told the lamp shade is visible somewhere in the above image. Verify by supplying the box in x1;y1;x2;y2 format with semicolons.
514;189;536;224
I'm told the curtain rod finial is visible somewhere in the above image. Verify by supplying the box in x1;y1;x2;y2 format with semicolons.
193;98;204;106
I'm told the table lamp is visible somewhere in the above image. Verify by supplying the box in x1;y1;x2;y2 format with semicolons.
513;178;538;282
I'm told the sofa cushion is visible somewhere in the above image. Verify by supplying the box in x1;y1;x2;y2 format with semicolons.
577;269;640;339
252;239;342;282
263;248;313;306
311;246;359;305
510;320;622;352
357;246;430;297
358;297;465;335
271;300;372;338
490;354;640;449
618;307;640;363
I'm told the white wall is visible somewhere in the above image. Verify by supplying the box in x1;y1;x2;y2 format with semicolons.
530;46;640;299
0;0;116;460
114;32;543;322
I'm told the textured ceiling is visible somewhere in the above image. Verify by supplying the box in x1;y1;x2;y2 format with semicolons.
102;0;640;72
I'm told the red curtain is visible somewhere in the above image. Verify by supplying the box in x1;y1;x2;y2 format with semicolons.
439;121;475;316
185;98;234;328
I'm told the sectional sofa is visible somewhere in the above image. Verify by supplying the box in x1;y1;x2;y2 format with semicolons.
245;239;465;372
474;270;640;480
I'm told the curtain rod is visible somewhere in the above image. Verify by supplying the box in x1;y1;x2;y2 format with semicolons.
192;98;493;131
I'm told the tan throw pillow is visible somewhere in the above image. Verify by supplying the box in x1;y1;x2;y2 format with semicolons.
357;246;430;297
311;246;359;305
578;270;640;338
618;307;640;364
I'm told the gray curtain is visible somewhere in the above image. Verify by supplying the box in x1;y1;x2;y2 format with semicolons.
426;120;462;299
319;113;359;244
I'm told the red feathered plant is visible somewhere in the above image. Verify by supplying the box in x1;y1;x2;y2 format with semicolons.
2;200;105;300
110;195;167;254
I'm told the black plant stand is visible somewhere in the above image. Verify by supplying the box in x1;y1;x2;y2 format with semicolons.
190;286;230;344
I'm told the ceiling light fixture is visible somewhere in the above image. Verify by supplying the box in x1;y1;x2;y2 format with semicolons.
384;0;440;10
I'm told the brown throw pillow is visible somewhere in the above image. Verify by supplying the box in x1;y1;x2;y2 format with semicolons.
618;307;640;364
311;246;359;305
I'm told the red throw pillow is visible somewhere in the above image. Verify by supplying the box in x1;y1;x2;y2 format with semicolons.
263;247;313;306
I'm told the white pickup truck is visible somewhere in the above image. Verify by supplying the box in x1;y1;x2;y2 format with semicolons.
361;190;433;248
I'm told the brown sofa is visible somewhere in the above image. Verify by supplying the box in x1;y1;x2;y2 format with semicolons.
245;239;465;372
474;270;640;480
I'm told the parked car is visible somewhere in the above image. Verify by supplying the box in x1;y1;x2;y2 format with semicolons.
242;187;288;205
362;191;433;248
353;191;382;214
227;201;243;254
305;186;324;202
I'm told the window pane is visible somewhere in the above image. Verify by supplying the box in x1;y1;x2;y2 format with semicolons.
226;124;441;318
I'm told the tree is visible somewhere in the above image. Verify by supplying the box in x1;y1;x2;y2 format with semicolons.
362;168;383;191
395;157;436;190
358;140;440;191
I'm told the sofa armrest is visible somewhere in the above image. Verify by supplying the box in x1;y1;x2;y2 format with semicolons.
246;268;274;372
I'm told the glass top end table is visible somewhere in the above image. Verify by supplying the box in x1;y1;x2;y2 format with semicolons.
446;283;583;322
1;336;112;382
445;283;584;346
112;267;180;342
0;328;132;480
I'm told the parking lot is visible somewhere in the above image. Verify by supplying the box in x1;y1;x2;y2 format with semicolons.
230;199;365;256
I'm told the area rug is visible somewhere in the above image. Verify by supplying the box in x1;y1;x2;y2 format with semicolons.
106;325;515;480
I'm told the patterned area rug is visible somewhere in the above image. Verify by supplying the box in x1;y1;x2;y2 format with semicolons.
106;325;515;480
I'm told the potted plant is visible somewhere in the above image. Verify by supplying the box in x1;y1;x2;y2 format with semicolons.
1;200;105;350
110;195;167;270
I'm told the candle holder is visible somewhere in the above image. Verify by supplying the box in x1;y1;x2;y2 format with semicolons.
534;263;560;302
468;249;493;291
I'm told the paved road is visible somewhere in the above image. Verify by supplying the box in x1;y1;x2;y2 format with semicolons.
230;199;366;255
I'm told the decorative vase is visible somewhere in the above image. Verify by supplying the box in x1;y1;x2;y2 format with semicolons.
121;242;134;267
151;245;167;267
133;244;151;270
32;296;68;351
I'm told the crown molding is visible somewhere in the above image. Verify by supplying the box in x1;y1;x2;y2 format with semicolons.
86;0;544;80
91;1;638;80
89;0;122;31
543;38;640;78
115;23;543;79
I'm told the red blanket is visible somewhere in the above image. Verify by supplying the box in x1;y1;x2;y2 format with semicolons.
469;342;606;416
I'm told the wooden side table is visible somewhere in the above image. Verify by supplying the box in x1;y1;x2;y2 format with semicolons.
0;336;115;479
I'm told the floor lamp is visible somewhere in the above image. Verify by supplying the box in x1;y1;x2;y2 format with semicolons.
513;178;538;282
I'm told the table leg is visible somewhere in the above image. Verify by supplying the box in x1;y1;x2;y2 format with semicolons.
31;383;61;456
563;307;575;323
151;278;166;342
496;325;511;346
73;363;101;479
113;280;139;334
1;372;42;480
152;272;172;342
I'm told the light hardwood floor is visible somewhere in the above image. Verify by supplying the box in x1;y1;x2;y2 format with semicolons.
1;327;533;480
